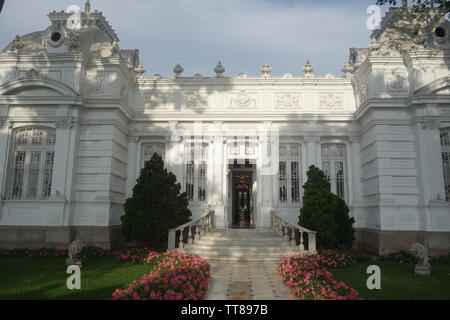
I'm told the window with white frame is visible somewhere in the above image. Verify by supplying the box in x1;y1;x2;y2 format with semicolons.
321;143;346;199
7;127;56;200
185;141;209;202
441;128;450;201
278;144;301;203
141;142;165;168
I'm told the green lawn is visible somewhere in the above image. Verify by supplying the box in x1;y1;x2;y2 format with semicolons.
332;260;450;300
0;257;155;300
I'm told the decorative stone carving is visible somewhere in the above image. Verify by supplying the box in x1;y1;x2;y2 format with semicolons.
0;117;12;129
359;82;369;104
10;35;24;53
237;72;248;79
173;62;184;77
230;90;256;109
260;61;272;78
66;32;80;51
302;60;314;78
186;93;208;111
86;74;104;94
275;94;300;109
369;39;381;54
387;69;407;91
66;240;84;267
214;61;225;77
146;94;168;110
419;118;440;130
111;40;121;56
193;73;203;80
319;94;343;109
410;242;431;276
56;117;73;129
22;68;42;79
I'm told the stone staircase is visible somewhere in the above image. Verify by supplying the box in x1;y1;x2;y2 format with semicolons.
183;228;302;261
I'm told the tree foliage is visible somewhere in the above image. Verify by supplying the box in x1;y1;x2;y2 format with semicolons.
298;165;355;250
121;153;191;249
376;0;450;14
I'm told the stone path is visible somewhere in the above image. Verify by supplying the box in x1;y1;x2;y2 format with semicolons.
205;260;296;300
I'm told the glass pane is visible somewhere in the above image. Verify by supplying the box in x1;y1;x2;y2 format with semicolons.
443;152;450;201
42;151;55;199
186;162;194;201
11;151;26;199
291;161;300;202
27;151;41;199
198;162;207;201
336;161;345;199
279;161;287;202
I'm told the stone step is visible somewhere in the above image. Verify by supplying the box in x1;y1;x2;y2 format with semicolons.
183;249;295;259
188;240;289;246
184;244;296;251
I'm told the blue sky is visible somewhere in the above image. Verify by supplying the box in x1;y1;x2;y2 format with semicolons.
0;0;391;77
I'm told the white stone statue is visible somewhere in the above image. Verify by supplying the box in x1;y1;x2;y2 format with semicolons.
66;240;84;267
410;242;431;276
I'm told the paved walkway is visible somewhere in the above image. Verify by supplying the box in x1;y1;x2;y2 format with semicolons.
205;260;296;300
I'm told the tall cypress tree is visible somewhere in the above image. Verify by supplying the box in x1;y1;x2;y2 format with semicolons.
121;153;191;249
299;165;355;249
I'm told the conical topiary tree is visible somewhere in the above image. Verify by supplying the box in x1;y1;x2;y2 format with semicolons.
298;165;355;249
121;153;191;249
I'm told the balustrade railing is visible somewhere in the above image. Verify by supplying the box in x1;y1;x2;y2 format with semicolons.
167;209;214;252
271;210;317;254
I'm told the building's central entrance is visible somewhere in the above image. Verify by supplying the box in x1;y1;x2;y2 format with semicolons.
231;171;253;227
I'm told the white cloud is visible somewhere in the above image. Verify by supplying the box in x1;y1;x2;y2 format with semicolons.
0;0;386;76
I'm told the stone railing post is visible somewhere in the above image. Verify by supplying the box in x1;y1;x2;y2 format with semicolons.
308;232;316;254
168;229;176;252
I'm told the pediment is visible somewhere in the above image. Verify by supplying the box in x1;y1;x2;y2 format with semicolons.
6;86;63;97
0;77;79;97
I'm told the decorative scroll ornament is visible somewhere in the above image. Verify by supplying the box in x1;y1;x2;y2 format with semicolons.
111;40;121;56
387;69;406;91
66;32;80;51
260;61;272;78
341;60;353;78
368;39;381;54
0;116;12;129
214;61;225;78
276;94;300;109
302;60;314;77
231;90;256;108
419;118;439;130
173;62;184;77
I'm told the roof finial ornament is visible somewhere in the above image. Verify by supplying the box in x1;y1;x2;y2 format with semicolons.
173;62;184;78
341;60;353;78
214;61;225;78
302;60;314;77
134;62;146;78
260;61;272;78
85;0;91;13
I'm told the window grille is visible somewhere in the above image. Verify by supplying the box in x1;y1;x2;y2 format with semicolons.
278;144;301;204
322;143;346;200
441;129;450;201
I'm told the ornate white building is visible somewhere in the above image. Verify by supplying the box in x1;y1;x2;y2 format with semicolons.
0;2;449;254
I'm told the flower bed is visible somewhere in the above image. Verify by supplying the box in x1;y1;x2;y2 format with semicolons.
0;246;110;259
112;251;210;300
382;249;450;265
116;247;158;263
277;254;361;300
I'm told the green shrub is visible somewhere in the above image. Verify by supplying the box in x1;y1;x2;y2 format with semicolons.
299;165;355;250
121;153;191;249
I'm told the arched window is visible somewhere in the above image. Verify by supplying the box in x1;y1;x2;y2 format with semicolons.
6;127;56;200
441;128;450;201
279;144;301;203
321;143;346;200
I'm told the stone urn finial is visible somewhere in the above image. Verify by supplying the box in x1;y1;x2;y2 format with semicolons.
214;61;225;77
173;62;184;78
302;60;314;77
341;60;353;78
260;61;272;77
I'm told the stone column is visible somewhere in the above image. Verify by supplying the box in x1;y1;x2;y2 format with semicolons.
349;136;363;225
259;130;273;228
414;119;449;231
212;131;226;228
125;136;138;198
0;116;11;220
306;136;319;168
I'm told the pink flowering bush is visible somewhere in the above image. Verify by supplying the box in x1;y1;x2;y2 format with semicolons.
112;251;210;300
316;250;357;268
382;249;450;265
277;254;361;300
116;247;160;263
0;246;110;259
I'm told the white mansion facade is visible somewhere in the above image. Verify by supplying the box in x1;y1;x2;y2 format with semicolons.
0;3;449;254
